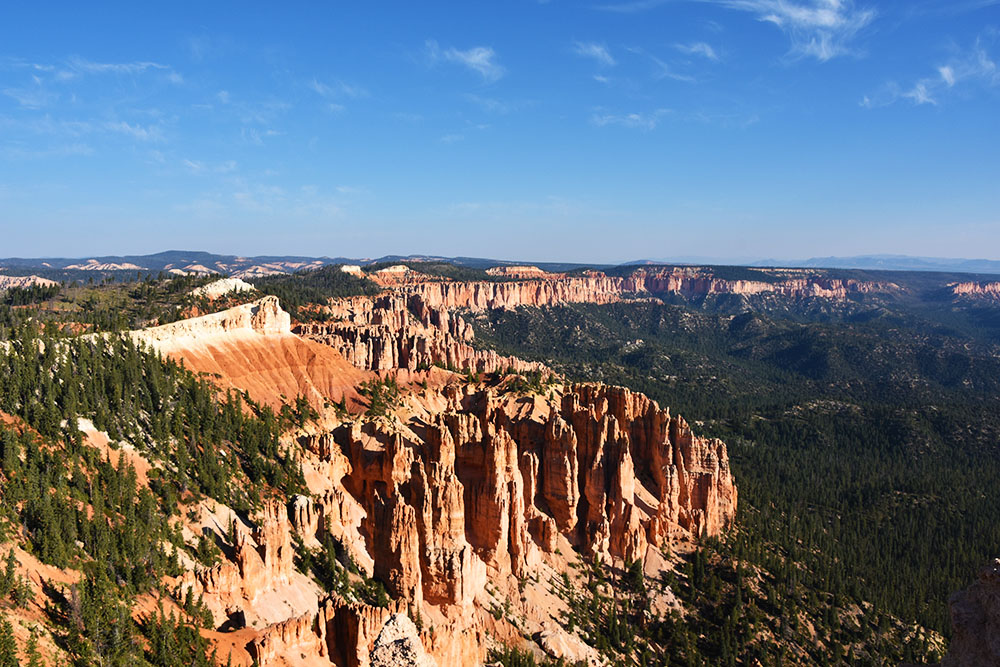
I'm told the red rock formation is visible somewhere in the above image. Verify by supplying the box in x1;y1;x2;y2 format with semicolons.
952;281;1000;299
124;290;738;666
296;294;543;375
178;499;305;628
331;383;737;604
382;268;896;312
248;612;326;665
133;296;368;410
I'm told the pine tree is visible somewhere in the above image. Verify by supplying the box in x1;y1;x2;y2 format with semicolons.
25;629;45;667
0;617;17;667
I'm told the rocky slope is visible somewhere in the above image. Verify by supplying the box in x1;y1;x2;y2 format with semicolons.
132;295;367;410
296;294;543;375
114;292;738;666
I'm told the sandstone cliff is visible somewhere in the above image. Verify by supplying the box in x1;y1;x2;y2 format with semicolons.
122;293;736;666
296;294;543;375
952;281;1000;299
132;296;367;410
373;267;897;312
332;382;737;592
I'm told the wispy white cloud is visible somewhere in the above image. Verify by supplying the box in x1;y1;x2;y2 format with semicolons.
597;0;874;61
105;121;163;142
309;78;368;99
650;54;697;81
67;57;170;75
905;0;1000;17
183;159;237;174
713;0;875;61
426;40;505;82
674;41;720;60
64;56;184;82
627;47;697;81
440;133;465;143
1;55;183;110
938;65;956;86
2;86;57;109
862;37;999;108
573;41;617;66
177;179;345;220
241;127;282;146
0;142;94;160
462;93;531;114
591;108;671;129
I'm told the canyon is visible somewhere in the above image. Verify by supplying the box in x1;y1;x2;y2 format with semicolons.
121;273;740;666
3;263;995;665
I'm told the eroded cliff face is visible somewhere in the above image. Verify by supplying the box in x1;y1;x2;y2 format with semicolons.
952;281;1000;299
367;267;898;312
295;294;544;375
179;379;735;666
132;293;736;666
132;295;368;410
332;382;736;585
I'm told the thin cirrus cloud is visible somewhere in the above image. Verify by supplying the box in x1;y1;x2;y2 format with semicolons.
573;41;617;66
426;39;505;82
309;78;368;99
65;56;184;83
861;38;999;108
626;47;696;81
674;41;719;60
597;0;875;62
2;56;183;109
104;121;164;142
591;108;671;130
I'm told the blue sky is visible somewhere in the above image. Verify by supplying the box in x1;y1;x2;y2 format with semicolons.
1;1;998;263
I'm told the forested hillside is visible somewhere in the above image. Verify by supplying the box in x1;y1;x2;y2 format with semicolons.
0;308;307;665
472;293;1000;662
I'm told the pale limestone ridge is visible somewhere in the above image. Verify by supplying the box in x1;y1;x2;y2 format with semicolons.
0;275;58;290
131;295;291;355
190;277;256;299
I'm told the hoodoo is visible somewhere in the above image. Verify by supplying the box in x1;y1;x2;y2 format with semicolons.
123;289;737;665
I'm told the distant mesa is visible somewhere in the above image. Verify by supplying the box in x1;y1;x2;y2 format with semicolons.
485;265;552;279
230;260;326;280
64;258;147;271
165;262;218;276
